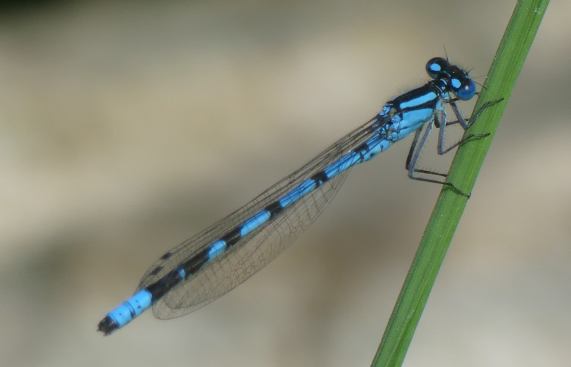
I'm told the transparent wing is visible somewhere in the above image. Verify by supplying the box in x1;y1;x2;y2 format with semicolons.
153;172;347;319
137;114;386;319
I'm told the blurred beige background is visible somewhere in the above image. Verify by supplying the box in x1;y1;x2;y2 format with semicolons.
0;0;569;366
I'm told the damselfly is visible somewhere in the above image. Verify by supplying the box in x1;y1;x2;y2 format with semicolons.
98;57;497;335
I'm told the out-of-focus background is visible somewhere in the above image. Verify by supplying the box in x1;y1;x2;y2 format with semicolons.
0;0;569;366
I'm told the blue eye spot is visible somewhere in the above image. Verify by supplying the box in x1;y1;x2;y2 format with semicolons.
455;80;476;100
451;78;461;89
429;63;441;72
426;57;448;78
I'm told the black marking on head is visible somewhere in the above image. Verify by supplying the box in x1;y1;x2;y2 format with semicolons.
149;266;163;276
423;57;476;101
426;57;449;78
160;252;172;260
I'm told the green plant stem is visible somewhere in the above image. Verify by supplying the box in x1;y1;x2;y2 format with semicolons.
371;1;550;366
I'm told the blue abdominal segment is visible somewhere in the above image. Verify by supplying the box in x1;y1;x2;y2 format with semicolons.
279;179;317;208
324;151;362;179
240;210;271;237
98;289;153;335
207;240;227;261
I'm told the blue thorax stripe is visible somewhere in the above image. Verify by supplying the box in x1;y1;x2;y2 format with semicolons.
399;91;436;109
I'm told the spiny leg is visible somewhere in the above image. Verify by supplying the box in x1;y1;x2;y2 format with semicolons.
404;121;468;197
446;100;470;129
412;98;504;196
406;122;447;178
406;109;452;178
444;98;504;128
406;121;437;179
436;99;504;154
436;107;488;155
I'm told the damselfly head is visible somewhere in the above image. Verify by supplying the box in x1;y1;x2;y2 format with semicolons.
427;57;476;101
447;65;476;101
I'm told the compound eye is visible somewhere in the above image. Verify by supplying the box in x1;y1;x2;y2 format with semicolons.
426;57;448;78
454;79;476;100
